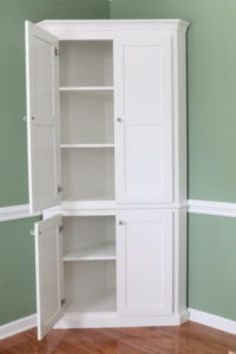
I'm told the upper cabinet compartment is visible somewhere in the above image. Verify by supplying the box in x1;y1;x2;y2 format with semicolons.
59;41;113;88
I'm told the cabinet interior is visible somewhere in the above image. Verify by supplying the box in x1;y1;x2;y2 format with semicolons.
60;91;114;145
59;41;113;87
63;215;116;313
62;148;115;201
64;261;116;313
60;40;115;203
63;216;116;260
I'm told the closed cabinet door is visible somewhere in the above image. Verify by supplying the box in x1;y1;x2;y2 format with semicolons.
115;38;173;204
117;210;173;316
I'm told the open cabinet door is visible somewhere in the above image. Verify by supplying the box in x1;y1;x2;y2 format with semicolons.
25;21;61;213
35;215;64;340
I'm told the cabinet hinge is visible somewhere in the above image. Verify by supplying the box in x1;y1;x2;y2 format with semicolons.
61;298;66;306
57;185;63;194
54;47;59;56
59;225;64;233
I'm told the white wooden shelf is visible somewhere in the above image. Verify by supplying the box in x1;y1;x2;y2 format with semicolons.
64;242;116;261
60;86;114;92
66;289;117;313
61;144;115;149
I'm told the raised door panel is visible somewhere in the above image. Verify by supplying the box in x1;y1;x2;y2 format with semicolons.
35;215;64;340
25;21;61;213
117;210;173;316
115;38;173;203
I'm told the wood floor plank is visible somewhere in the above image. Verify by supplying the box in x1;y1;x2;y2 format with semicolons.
0;322;236;354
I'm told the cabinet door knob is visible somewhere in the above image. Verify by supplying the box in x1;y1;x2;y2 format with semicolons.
119;221;125;225
117;117;122;122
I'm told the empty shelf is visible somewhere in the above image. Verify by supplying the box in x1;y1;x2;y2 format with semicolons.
64;242;116;261
61;144;115;149
60;86;114;92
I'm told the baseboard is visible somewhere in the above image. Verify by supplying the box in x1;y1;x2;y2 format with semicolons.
0;314;36;340
189;308;236;335
1;310;236;339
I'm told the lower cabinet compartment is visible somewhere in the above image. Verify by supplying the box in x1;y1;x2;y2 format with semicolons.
64;261;117;313
63;216;116;261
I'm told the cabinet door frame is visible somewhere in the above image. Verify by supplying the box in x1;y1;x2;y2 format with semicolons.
117;210;174;316
35;215;64;340
25;21;61;213
114;37;174;204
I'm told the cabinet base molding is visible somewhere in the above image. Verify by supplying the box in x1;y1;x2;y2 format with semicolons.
54;311;189;329
0;314;36;340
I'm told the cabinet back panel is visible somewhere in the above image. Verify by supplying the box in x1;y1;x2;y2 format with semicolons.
60;91;114;144
64;261;116;312
63;216;116;253
59;41;113;87
62;149;115;200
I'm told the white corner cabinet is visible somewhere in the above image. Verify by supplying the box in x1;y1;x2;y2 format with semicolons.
25;19;189;340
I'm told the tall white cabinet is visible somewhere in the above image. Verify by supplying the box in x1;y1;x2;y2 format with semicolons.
25;19;189;340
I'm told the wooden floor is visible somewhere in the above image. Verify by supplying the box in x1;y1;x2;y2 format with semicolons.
1;322;236;354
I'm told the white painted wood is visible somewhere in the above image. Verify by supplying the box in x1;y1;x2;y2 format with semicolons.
5;308;236;338
61;144;115;149
115;38;173;204
0;204;41;222
25;21;61;213
117;210;173;316
64;261;116;313
66;289;116;314
64;242;116;261
188;199;236;217
63;215;116;261
0;314;36;340
55;312;189;329
60;90;114;145
60;86;114;92
24;19;189;333
189;308;236;335
174;209;187;316
173;32;187;205
35;215;64;340
61;148;114;201
38;20;189;41
59;41;113;87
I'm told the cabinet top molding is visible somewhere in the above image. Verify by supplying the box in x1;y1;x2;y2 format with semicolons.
37;19;189;39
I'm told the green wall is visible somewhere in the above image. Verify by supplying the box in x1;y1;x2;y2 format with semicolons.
111;0;236;321
0;0;109;326
0;217;40;325
0;0;109;207
188;214;236;320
